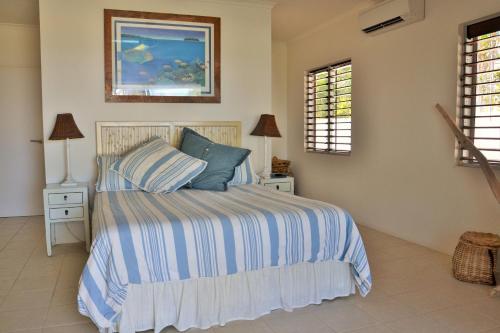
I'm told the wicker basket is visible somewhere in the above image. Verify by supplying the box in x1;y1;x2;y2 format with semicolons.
272;156;291;175
452;231;500;285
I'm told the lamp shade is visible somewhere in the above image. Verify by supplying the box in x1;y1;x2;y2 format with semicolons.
49;113;84;140
250;114;281;137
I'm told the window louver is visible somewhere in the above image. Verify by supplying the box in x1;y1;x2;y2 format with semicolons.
305;60;352;154
460;16;500;166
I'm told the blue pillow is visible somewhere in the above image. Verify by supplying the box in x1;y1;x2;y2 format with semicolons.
180;128;251;191
110;137;208;193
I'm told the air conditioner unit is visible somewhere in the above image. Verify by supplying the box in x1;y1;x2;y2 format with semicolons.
359;0;425;35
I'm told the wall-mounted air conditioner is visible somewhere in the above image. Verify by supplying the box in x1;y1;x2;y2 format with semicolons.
359;0;425;35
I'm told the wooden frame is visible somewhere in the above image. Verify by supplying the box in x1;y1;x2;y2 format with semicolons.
104;9;221;103
95;121;241;156
435;104;500;204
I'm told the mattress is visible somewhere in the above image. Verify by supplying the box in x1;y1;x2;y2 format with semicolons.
78;185;371;330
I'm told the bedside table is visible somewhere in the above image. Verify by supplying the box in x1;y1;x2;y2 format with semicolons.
260;176;294;194
43;183;90;256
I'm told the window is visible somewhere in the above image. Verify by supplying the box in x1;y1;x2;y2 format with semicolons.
305;60;352;154
460;15;500;166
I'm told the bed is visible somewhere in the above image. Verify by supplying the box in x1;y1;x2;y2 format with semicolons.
77;121;371;333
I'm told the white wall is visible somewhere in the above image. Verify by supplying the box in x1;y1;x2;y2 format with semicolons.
286;0;500;254
0;23;44;217
272;40;287;159
39;0;273;242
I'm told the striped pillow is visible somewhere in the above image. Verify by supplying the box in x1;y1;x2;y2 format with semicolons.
110;137;208;193
228;156;260;185
96;155;138;192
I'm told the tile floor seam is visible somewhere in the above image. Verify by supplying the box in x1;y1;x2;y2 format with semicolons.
260;319;281;333
343;324;396;333
0;306;50;332
46;253;67;310
43;254;84;329
0;219;27;252
40;306;52;332
478;325;500;333
324;317;381;333
1;238;41;302
404;300;462;315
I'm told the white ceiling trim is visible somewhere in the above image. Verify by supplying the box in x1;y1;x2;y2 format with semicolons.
288;2;369;43
195;0;276;9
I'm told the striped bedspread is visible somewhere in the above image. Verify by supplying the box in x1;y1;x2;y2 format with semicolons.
78;185;371;329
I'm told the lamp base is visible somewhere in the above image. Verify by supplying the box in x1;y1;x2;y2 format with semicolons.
60;181;78;187
259;171;272;180
60;176;77;187
261;136;272;180
61;138;78;187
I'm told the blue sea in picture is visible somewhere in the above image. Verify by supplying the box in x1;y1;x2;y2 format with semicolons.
119;26;207;89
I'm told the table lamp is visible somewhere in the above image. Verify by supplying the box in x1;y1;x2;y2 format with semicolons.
250;114;281;179
49;113;84;187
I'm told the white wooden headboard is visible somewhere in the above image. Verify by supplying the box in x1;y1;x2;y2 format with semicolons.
96;121;242;155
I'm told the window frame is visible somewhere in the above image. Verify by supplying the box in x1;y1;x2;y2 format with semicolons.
304;59;353;155
457;14;500;168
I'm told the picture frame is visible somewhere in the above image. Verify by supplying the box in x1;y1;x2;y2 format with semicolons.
104;9;221;103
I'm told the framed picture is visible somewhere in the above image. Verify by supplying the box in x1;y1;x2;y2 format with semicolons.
104;9;220;103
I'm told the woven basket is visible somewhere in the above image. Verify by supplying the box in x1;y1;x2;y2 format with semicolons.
452;231;500;285
272;156;291;174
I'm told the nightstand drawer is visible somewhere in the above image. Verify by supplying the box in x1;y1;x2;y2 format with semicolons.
264;182;291;192
49;206;84;220
48;192;83;205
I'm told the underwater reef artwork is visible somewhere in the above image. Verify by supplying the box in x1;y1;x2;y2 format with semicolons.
105;9;220;103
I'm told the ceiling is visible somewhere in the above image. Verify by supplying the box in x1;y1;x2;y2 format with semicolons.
271;0;371;41
0;0;38;25
0;0;373;41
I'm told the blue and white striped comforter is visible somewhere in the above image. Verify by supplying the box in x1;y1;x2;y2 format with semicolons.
78;185;371;329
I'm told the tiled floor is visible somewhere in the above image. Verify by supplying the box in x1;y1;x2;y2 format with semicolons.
0;216;499;333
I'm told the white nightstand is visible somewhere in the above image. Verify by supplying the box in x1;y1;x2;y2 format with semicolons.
43;183;90;256
260;176;294;194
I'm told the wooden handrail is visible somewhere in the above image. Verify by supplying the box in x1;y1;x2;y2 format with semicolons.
435;104;500;204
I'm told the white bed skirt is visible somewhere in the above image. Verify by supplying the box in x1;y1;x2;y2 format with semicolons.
111;260;355;333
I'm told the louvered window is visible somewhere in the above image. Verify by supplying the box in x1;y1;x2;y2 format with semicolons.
460;15;500;166
305;60;352;154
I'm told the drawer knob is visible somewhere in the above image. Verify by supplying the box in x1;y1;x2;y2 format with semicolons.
64;195;68;200
277;185;280;190
65;209;69;216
